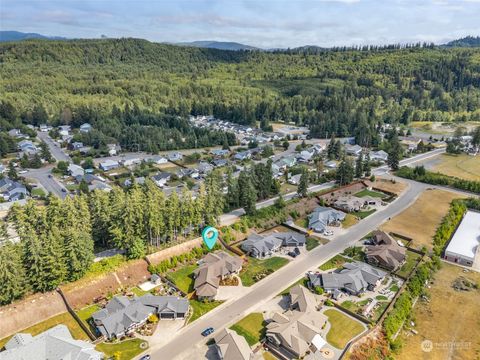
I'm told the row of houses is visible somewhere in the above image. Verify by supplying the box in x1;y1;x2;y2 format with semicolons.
241;232;306;259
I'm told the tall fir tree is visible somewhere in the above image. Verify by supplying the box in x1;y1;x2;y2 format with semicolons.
355;152;364;178
297;170;309;197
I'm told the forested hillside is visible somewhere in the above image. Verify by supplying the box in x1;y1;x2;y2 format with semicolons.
1;38;480;147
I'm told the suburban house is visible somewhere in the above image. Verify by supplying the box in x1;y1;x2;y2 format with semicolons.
68;163;85;178
333;196;364;212
345;144;363;157
444;210;480;267
197;161;214;174
276;156;296;169
71;142;84;151
241;232;306;259
0;178;27;202
297;150;314;163
124;177;146;187
193;251;243;300
146;155;168;165
212;159;228;168
308;261;386;296
58;125;71;136
79;123;92;133
167;152;183;161
107;143;121;156
92;294;189;339
399;136;422;152
99;159;120;171
214;329;254;360
308;206;346;233
74;174;103;185
324;160;337;169
0;324;103;360
151;172;171;188
88;181;112;192
287;173;302;185
266;285;328;358
366;231;406;271
122;158;141;167
234;151;251;161
8;128;23;138
369;150;388;163
210;149;230;157
17;140;38;156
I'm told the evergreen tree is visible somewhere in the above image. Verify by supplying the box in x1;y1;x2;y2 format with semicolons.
364;153;372;177
238;171;257;215
387;136;402;171
355;152;364;178
297;170;308;197
0;240;28;305
336;157;355;185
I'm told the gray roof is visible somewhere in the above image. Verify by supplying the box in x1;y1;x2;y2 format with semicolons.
241;232;305;257
92;294;189;339
214;329;254;360
308;207;346;233
0;325;102;360
309;261;386;294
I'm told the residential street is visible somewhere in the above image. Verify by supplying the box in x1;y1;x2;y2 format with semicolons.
22;166;69;199
37;131;71;162
142;180;428;360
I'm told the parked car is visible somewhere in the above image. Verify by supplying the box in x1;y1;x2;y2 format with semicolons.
139;355;151;360
61;188;67;193
294;247;300;255
324;230;334;236
48;174;53;178
201;327;215;336
288;251;297;258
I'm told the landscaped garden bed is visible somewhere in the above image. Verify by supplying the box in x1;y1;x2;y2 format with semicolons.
240;257;289;287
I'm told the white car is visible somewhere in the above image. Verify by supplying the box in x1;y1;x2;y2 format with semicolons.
18;170;28;174
323;230;334;236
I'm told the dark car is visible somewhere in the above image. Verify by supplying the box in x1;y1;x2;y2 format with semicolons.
139;356;151;360
201;327;215;336
48;174;53;178
61;188;67;192
294;247;300;255
288;251;297;258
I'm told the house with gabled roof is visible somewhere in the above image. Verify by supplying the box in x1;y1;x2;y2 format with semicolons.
308;261;386;296
266;285;327;358
193;251;243;300
308;206;346;233
366;231;406;271
92;294;189;339
0;324;103;360
241;232;305;259
214;329;254;360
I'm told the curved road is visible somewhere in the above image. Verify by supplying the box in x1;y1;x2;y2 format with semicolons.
143;178;429;360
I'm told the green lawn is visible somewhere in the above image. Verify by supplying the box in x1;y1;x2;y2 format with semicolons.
0;312;89;349
353;209;376;219
342;246;366;261
319;255;352;271
354;189;386;198
306;236;321;251
376;295;388;301
31;188;46;197
130;286;149;297
342;214;359;228
240;257;289;287
75;304;101;334
294;217;309;228
389;284;399;292
395;251;422;278
324;309;365;349
230;313;266;346
188;299;224;324
95;339;147;360
166;264;197;293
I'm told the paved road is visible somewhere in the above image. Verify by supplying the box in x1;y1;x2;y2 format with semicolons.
143;180;428;360
37;131;71;162
23;166;69;199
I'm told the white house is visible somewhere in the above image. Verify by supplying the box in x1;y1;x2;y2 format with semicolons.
80;123;92;133
99;160;120;172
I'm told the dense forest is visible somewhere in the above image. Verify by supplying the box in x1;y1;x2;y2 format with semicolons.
1;38;480;148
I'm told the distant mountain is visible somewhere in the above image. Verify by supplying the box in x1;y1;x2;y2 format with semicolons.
0;31;67;42
442;36;480;48
177;40;258;51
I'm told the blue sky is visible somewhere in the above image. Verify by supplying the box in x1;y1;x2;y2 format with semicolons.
1;0;479;48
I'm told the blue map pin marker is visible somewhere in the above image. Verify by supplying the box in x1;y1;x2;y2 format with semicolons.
202;226;218;250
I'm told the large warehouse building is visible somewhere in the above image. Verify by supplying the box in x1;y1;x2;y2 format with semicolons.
444;210;480;267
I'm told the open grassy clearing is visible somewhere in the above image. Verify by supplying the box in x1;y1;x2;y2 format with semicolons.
319;255;352;271
95;339;147;360
353;209;376;219
240;257;289;287
229;312;266;346
188;299;224;324
166;264;197;293
398;263;480;360
381;189;465;250
432;154;480;181
324;309;365;349
370;177;407;195
0;312;89;349
306;236;323;251
395;251;423;278
354;189;386;198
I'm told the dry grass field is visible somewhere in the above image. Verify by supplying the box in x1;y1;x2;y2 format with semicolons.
380;189;465;250
432;154;480;181
369;177;408;195
397;263;480;360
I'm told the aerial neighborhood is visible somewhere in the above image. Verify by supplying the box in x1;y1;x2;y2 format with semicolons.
1;11;480;360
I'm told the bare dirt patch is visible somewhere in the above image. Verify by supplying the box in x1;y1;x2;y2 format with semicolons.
62;259;150;309
369;177;408;195
397;263;480;360
380;189;465;250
